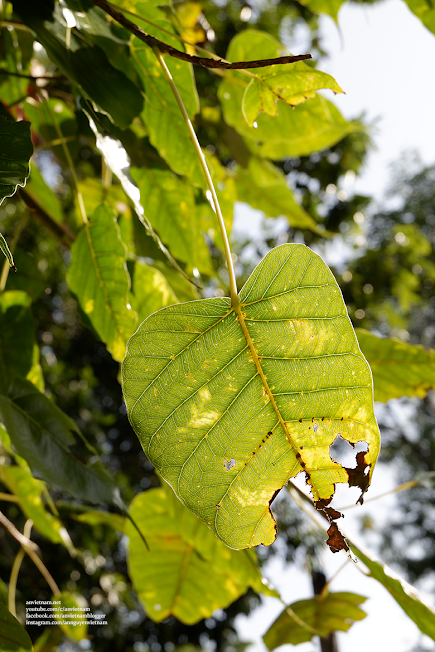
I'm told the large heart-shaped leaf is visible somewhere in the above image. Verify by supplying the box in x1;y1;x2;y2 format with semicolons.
126;486;277;624
123;244;380;550
263;592;367;649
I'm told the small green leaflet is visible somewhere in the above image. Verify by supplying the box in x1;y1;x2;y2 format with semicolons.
263;592;367;649
123;244;380;550
357;329;435;402
0;603;33;652
351;542;435;641
126;485;277;625
67;204;137;362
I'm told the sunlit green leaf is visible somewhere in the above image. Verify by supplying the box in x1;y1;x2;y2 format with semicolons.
67;204;137;362
0;377;117;504
0;465;64;543
23;98;78;168
126;485;275;624
0;111;33;205
225;30;343;126
402;0;435;35
130;167;212;274
218;30;351;158
131;37;204;187
0;602;33;652
123;244;380;550
357;329;435;402
0;291;35;395
235;158;321;232
130;259;178;324
53;592;87;642
297;0;345;21
352;542;435;640
263;592;367;648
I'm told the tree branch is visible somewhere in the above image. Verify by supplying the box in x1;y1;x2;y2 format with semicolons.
92;0;312;69
0;70;63;81
19;189;76;249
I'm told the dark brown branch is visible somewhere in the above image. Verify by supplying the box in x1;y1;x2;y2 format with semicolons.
92;0;312;69
0;70;63;81
19;189;75;249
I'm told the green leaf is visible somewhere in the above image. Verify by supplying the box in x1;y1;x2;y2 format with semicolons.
24;164;64;225
5;249;45;301
131;39;204;187
126;486;274;624
297;0;345;21
0;377;117;504
0;603;33;652
20;12;143;129
122;244;380;550
225;30;343;126
0;291;35;395
0;465;65;544
235;158;321;233
357;329;435;402
0;112;33;206
130;259;178;324
67;204;137;362
351;542;435;640
401;0;435;35
53;592;87;642
225;90;353;160
130;167;212;274
73;508;125;532
218;31;351;158
263;592;367;649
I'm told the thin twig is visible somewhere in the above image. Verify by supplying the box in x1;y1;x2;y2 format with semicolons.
0;509;61;596
8;519;33;617
338;480;418;511
0;492;19;503
42;94;88;224
153;48;239;307
93;0;312;70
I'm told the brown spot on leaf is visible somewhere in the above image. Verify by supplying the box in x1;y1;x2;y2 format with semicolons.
326;523;349;553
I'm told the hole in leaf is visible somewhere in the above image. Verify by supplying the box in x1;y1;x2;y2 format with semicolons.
330;436;368;469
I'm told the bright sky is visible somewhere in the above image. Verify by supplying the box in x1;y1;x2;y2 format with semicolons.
233;2;435;651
